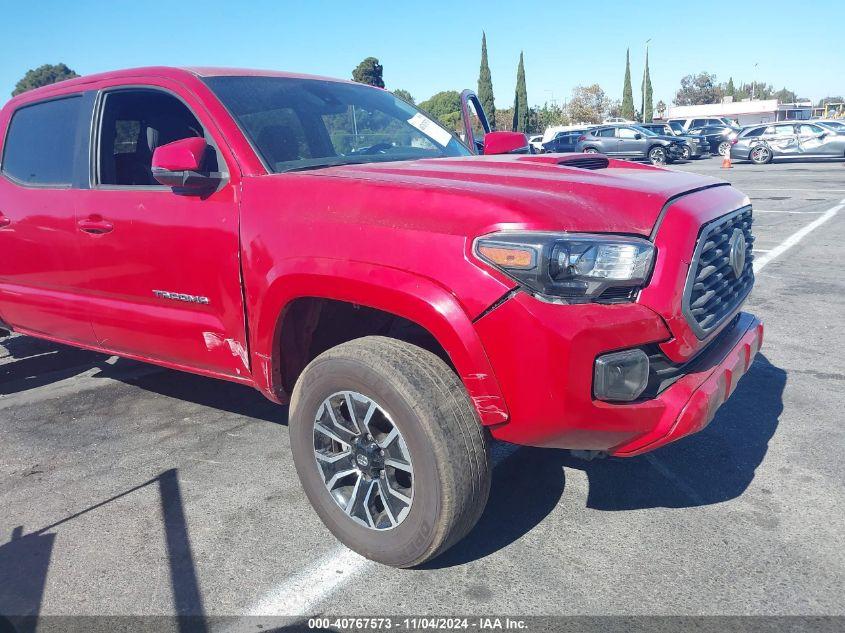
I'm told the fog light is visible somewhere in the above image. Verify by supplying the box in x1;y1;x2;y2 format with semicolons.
594;349;650;402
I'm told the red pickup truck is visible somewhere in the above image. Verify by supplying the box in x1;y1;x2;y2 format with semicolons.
0;67;762;567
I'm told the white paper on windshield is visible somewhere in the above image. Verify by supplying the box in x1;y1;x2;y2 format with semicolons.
407;112;454;147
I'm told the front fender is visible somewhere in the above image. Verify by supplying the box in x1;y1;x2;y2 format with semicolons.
250;258;509;425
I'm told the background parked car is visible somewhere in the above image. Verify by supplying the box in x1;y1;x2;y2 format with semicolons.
542;128;592;153
686;124;741;156
640;122;709;159
576;124;685;164
528;134;544;152
668;116;738;131
812;119;845;134
730;122;845;164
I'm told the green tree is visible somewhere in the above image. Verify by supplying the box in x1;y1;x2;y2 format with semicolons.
621;49;635;120
352;57;384;88
392;89;415;105
12;63;79;97
725;77;736;98
511;52;529;133
418;90;463;130
674;72;721;105
773;87;797;103
477;32;496;130
641;48;653;123
568;84;609;124
529;102;568;133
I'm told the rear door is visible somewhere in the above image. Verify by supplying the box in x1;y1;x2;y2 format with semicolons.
766;124;800;155
0;93;98;344
74;81;249;378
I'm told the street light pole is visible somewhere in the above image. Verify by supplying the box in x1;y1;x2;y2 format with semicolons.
642;38;651;120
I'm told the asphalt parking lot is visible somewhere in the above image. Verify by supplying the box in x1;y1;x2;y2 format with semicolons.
1;156;844;631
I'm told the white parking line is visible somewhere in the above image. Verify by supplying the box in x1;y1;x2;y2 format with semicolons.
745;188;845;193
645;454;705;505
753;210;825;214
246;547;370;616
242;442;522;617
753;199;844;273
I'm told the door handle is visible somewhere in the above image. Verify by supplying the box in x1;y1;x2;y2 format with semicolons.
78;216;114;235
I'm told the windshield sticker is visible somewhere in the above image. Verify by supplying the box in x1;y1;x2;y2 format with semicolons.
407;112;453;147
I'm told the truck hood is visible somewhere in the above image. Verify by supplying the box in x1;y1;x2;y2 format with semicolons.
309;154;727;236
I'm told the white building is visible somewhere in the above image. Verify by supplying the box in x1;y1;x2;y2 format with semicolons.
660;99;813;126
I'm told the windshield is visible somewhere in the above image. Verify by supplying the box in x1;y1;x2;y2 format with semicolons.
205;76;470;172
631;125;658;136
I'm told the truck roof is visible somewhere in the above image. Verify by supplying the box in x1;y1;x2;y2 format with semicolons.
6;66;357;104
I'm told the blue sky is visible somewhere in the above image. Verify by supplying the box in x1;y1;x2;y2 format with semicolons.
1;0;842;107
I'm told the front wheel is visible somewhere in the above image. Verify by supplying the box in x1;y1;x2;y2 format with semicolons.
682;145;692;160
289;336;491;568
750;145;773;165
718;141;731;156
583;147;599;154
648;146;667;165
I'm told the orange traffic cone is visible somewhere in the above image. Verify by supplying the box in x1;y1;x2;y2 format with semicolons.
721;146;732;169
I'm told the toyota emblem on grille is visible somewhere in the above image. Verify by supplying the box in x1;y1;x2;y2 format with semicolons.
728;228;746;278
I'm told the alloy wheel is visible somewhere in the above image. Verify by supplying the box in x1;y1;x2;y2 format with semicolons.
650;147;666;165
313;391;413;530
718;141;731;156
751;146;771;164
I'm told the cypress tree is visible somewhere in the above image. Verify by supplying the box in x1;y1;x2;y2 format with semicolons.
726;77;736;98
621;48;635;120
642;48;653;123
512;52;529;133
478;32;496;130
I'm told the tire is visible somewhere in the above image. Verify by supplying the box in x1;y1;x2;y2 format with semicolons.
289;336;491;568
648;145;667;165
583;147;599;153
750;144;773;165
718;141;731;156
681;145;691;160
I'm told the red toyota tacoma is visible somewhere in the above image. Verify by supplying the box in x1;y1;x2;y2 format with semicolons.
0;68;762;567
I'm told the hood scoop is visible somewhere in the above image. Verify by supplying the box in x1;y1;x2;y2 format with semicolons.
553;154;609;170
515;153;609;170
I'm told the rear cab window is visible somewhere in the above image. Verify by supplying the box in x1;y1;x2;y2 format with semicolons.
1;96;84;186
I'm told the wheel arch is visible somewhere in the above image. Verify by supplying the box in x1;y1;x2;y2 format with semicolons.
250;260;509;426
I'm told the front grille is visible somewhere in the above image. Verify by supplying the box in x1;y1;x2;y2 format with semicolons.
683;207;755;338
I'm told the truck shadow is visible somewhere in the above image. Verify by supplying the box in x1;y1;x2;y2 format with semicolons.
427;353;785;568
0;336;282;424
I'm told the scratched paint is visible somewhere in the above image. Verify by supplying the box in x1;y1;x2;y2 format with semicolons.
203;332;250;371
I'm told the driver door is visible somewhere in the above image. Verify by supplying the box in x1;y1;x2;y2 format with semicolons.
616;126;645;156
74;81;250;378
796;124;832;155
459;90;492;154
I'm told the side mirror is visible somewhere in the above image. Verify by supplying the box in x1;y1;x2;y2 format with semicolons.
634;133;643;140
151;138;220;192
483;131;530;155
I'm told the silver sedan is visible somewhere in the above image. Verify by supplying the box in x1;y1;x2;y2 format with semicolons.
730;122;845;164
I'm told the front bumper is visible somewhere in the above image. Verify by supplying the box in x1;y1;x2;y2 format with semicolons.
474;291;762;456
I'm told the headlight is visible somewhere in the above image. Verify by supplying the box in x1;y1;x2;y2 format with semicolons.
474;232;655;303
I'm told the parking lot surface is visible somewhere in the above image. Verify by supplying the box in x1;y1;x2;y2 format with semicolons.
1;158;844;628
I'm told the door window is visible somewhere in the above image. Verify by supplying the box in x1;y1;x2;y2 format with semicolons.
1;96;82;185
616;127;639;139
797;124;823;136
595;128;615;137
97;90;214;186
